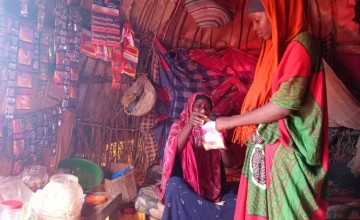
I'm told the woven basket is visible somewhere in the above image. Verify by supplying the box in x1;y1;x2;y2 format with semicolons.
104;163;137;204
185;0;235;28
121;75;156;117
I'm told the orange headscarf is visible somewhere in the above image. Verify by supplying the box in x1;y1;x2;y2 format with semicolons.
233;0;307;145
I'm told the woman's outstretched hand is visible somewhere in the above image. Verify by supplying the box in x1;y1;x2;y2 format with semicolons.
189;112;208;126
215;103;293;132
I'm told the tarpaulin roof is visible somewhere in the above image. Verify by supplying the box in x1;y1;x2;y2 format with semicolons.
111;0;360;54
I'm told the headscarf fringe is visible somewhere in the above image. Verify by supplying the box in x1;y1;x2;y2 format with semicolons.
232;125;257;146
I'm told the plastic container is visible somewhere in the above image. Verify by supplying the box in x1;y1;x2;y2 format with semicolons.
0;200;23;220
21;165;49;192
0;177;35;219
0;176;34;203
34;174;83;220
57;158;104;192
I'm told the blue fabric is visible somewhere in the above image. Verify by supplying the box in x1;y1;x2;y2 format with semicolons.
153;47;225;160
162;177;237;220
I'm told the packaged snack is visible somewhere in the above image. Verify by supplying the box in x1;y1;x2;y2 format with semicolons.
16;72;32;88
19;23;34;43
13;139;25;157
13;119;25;134
15;94;31;110
201;121;226;151
70;66;79;81
69;86;77;99
80;30;96;57
0;65;7;81
18;48;34;65
53;71;65;84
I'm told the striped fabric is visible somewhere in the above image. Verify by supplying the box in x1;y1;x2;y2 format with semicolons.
152;39;228;159
185;0;234;28
140;109;158;166
150;39;254;161
153;40;227;160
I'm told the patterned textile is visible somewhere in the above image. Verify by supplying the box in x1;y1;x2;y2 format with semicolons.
135;185;164;219
152;39;254;159
135;165;164;219
162;177;237;220
158;93;222;203
235;33;329;220
140;109;158;166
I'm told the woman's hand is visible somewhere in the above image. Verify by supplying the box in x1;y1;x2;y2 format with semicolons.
176;112;208;153
189;112;208;126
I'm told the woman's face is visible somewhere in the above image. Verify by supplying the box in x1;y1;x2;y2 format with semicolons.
192;98;212;117
249;12;272;40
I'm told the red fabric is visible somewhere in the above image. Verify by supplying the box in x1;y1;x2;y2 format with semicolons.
336;52;360;95
274;42;312;148
158;93;222;203
189;47;257;76
211;76;249;115
189;47;256;116
275;41;329;217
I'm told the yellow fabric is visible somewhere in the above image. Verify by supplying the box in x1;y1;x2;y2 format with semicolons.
233;0;307;145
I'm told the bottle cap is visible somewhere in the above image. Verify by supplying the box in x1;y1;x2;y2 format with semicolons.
0;200;23;210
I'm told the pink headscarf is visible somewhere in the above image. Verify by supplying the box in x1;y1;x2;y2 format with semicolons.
158;93;222;203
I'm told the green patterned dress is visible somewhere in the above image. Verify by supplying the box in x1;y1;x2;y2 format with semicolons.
234;32;329;220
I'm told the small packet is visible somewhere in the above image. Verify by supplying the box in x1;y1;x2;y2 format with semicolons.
15;94;31;110
201;121;226;151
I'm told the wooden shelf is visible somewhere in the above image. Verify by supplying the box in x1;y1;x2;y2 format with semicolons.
81;193;122;220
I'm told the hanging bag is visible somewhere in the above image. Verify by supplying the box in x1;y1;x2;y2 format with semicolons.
121;75;156;116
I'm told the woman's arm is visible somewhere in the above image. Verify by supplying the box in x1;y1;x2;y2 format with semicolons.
176;123;193;154
177;112;208;154
216;102;292;131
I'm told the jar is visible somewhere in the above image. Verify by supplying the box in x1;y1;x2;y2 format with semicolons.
0;200;23;220
37;174;83;220
21;165;49;192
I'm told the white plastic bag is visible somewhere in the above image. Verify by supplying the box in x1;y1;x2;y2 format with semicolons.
201;121;226;151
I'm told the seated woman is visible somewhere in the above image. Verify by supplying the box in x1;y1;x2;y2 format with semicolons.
157;92;237;220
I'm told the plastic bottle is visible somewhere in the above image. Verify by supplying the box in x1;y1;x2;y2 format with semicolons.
0;200;24;220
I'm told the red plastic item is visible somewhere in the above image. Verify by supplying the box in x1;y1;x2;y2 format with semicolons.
0;200;23;210
84;194;108;206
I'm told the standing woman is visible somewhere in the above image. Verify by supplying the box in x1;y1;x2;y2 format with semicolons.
215;0;329;219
